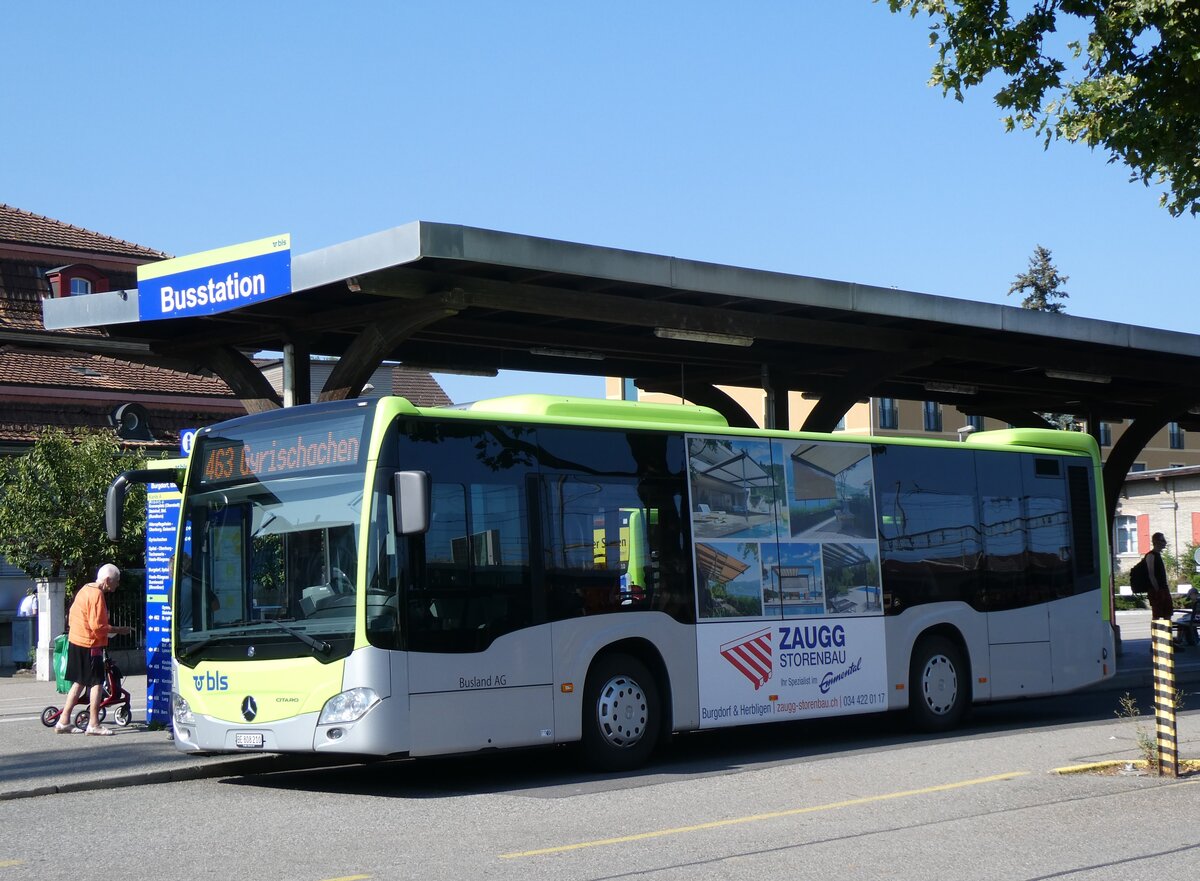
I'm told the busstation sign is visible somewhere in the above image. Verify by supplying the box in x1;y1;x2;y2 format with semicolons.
136;233;291;321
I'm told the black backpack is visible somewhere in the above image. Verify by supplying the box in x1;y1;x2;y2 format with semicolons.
1129;557;1151;593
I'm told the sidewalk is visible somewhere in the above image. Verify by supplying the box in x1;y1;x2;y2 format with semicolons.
0;611;1197;801
0;671;348;802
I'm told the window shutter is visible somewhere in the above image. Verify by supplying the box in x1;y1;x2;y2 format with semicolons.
1192;512;1200;545
1137;515;1150;554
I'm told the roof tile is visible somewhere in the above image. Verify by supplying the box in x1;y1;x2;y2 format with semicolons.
0;349;237;397
393;367;453;407
0;204;168;259
0;401;242;449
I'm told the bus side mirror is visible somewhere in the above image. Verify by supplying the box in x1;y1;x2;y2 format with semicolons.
393;471;430;535
106;468;183;541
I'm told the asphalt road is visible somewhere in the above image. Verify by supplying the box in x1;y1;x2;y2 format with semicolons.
0;676;1196;881
1;609;1196;880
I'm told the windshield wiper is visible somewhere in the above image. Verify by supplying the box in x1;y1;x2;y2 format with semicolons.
264;619;331;655
179;638;217;663
197;618;333;655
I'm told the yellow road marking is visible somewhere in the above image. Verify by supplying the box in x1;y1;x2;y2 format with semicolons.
0;861;25;868
501;771;1029;859
319;875;370;881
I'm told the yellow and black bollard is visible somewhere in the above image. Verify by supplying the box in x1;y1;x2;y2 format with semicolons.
1150;619;1178;778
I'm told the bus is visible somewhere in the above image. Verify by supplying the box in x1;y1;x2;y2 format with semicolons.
107;393;1115;770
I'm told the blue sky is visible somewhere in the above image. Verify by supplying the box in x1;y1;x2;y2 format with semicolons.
7;3;1196;403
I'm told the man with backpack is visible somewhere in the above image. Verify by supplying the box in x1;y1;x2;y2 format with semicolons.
1143;532;1175;622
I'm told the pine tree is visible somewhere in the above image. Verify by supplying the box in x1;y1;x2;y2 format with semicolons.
1009;245;1069;313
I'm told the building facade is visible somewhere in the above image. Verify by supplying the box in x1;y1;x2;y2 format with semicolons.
1112;465;1200;589
0;204;451;665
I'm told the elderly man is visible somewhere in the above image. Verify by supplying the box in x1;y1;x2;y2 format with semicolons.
54;564;132;736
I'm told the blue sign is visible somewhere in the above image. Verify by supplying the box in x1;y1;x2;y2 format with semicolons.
180;428;197;457
145;460;189;728
136;234;291;321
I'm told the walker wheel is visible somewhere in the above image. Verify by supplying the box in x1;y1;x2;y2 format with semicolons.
115;705;132;727
41;706;60;727
73;709;89;731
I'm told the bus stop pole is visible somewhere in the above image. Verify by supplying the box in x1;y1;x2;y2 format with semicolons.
1150;619;1178;778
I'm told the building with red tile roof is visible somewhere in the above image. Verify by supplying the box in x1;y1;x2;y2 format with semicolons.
0;205;451;655
0;203;244;454
0;203;452;454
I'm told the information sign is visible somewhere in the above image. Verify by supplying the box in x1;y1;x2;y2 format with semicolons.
136;234;291;321
144;458;188;727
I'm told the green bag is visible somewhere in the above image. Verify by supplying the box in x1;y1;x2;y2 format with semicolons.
52;633;71;694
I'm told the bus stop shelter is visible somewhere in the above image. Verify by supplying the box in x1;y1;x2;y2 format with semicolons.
42;220;1200;530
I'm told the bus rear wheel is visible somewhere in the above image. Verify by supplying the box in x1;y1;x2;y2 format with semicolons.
908;635;967;732
582;653;661;772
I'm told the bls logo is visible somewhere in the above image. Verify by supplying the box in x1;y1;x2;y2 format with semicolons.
192;671;229;692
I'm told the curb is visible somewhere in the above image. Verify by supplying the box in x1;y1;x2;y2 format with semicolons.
0;753;327;803
1052;760;1141;775
1052;759;1200;776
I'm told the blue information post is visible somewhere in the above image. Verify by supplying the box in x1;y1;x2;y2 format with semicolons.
144;454;189;727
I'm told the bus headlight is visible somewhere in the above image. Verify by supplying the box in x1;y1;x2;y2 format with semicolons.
173;693;195;725
319;688;380;724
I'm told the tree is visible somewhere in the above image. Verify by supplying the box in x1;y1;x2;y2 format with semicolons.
883;1;1200;216
1007;245;1078;429
1009;244;1069;312
0;429;148;596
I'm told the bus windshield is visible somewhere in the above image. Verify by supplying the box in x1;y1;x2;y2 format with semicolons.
176;472;363;661
176;403;373;663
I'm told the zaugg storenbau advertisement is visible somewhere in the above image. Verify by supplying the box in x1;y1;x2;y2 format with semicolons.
687;435;888;727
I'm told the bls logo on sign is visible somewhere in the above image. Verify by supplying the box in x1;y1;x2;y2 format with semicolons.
193;671;229;691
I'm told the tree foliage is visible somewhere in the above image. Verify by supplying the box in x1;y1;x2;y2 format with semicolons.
884;1;1200;216
1006;245;1078;429
1009;243;1069;312
0;429;147;594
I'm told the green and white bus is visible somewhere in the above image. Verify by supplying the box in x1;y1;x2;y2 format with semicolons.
108;393;1115;770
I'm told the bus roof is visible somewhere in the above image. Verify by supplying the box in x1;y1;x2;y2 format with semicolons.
422;394;1099;459
455;394;730;430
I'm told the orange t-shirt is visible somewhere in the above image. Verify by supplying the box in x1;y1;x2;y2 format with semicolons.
68;583;110;648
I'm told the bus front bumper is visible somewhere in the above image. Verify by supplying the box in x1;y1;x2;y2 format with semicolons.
173;698;396;756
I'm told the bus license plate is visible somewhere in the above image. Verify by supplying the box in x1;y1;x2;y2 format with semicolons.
235;733;264;749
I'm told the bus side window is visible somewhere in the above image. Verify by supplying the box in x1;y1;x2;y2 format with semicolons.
538;426;693;625
397;420;536;653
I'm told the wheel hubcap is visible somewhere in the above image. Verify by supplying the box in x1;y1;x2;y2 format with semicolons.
596;674;648;748
921;654;957;715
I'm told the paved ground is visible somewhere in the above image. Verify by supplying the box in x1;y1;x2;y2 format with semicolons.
0;610;1196;801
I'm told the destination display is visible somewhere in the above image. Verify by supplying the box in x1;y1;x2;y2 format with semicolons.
195;413;367;487
686;434;888;727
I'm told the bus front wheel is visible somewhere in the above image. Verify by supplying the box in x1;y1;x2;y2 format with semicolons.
581;653;661;772
908;635;968;732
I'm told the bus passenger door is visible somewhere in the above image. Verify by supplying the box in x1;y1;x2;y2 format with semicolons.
404;479;554;756
979;453;1051;698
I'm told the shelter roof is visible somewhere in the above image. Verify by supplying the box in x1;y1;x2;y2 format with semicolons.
41;221;1200;429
